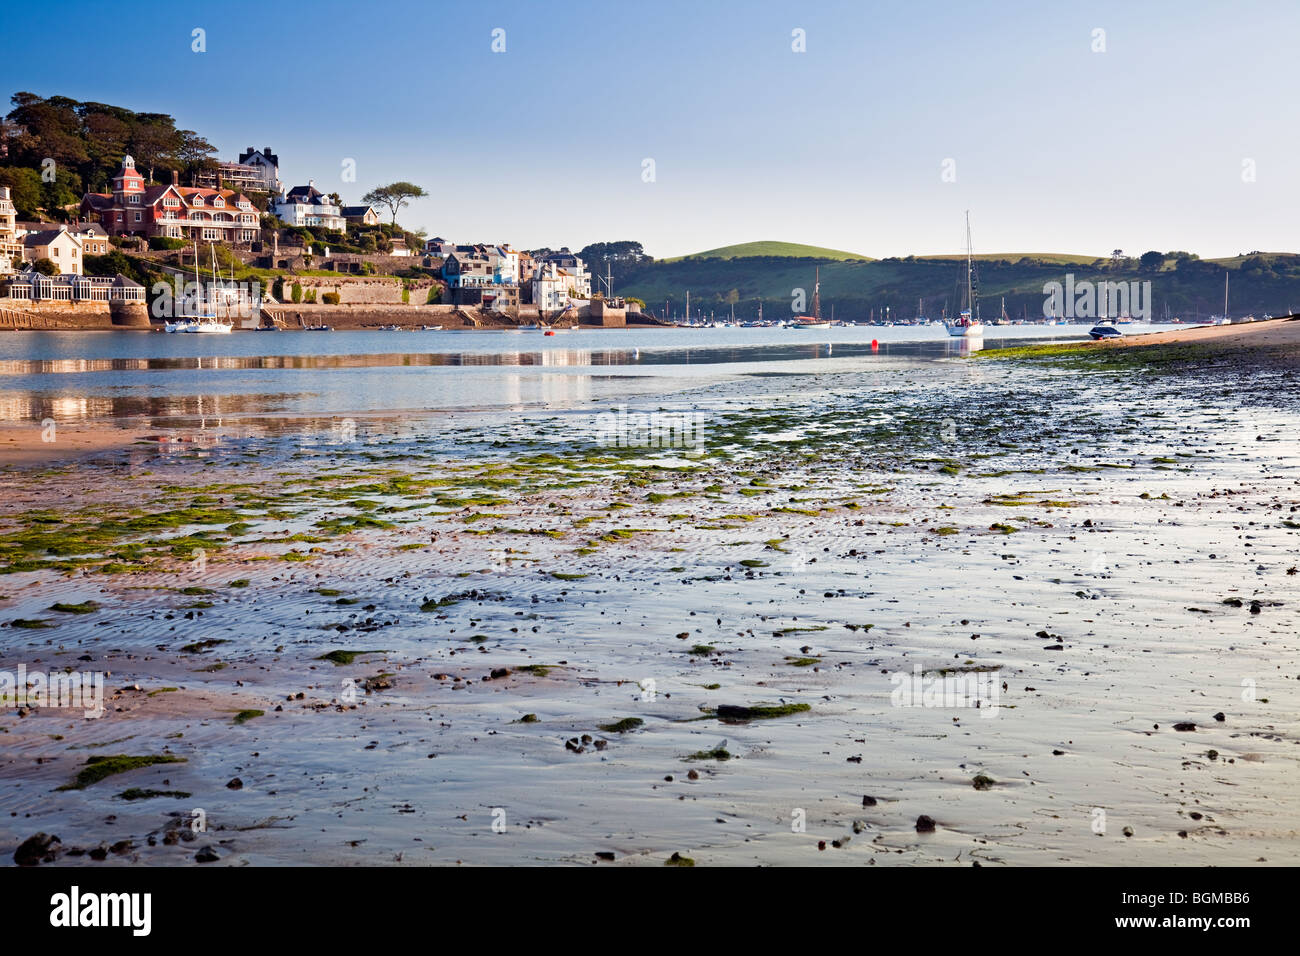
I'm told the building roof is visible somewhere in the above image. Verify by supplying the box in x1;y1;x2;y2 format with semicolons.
111;273;143;288
23;228;71;246
283;184;332;205
341;205;375;217
239;147;279;166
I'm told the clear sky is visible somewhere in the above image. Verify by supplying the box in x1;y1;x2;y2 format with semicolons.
4;0;1296;259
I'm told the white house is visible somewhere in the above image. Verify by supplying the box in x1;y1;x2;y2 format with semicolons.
272;181;346;232
237;147;282;193
536;248;590;297
22;226;84;275
532;260;581;311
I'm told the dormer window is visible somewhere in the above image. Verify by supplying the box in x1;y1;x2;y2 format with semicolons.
213;197;224;207
193;195;204;206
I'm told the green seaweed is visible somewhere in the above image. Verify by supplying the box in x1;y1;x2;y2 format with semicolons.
57;754;186;791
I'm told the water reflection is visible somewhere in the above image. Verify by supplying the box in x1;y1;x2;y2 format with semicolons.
0;329;1097;427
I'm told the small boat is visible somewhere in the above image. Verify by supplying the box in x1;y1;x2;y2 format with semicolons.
1089;325;1122;339
378;324;402;331
543;329;556;336
945;213;985;337
180;320;233;334
420;325;443;331
790;267;831;328
304;324;331;331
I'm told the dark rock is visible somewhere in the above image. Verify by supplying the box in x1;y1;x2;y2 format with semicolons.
862;795;877;807
194;845;220;863
1173;722;1196;732
13;832;60;866
226;777;244;789
915;815;936;832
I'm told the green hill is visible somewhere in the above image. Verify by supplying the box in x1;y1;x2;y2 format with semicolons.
617;249;1300;322
664;240;872;262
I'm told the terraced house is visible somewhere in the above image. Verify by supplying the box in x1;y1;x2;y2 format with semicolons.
80;156;261;245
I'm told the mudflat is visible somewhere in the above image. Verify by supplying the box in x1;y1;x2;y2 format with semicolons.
1;337;1297;866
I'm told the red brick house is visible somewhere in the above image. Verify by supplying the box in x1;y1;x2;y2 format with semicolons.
81;155;261;245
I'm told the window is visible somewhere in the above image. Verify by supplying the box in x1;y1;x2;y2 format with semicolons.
193;196;204;206
202;228;220;240
135;212;142;222
213;197;224;207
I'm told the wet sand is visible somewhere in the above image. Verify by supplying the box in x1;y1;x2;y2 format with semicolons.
1;341;1298;867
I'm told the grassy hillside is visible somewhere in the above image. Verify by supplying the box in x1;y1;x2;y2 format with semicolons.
619;250;1300;322
662;240;872;262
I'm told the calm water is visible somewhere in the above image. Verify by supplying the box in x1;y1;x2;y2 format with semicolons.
0;324;1179;425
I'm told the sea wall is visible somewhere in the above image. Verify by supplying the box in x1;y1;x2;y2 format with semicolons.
0;300;118;331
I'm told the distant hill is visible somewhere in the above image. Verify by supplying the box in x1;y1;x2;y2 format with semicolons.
617;248;1300;322
663;240;872;262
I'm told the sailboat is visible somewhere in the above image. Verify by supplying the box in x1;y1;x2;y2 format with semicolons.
167;242;233;333
946;212;985;337
790;267;832;328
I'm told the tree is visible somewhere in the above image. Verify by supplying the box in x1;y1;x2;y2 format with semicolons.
128;119;182;183
1138;250;1165;273
361;181;427;225
32;257;58;275
175;130;217;185
0;166;42;219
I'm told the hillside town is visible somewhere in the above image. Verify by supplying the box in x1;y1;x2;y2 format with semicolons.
0;140;639;330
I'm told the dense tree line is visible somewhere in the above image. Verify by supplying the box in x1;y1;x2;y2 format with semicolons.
0;91;217;221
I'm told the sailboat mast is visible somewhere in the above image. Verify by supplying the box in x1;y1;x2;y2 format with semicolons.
1224;272;1229;319
965;211;976;322
813;267;821;320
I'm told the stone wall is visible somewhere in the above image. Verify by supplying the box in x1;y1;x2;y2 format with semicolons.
272;275;440;306
264;303;463;329
0;299;116;330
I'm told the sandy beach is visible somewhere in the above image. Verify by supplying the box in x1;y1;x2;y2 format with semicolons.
1;325;1297;867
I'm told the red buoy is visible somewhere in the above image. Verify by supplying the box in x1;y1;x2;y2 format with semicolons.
871;339;879;349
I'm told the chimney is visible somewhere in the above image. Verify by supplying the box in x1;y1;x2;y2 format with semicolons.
171;170;179;186
264;147;272;156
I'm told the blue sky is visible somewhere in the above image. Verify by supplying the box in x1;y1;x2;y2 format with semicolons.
4;0;1296;258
